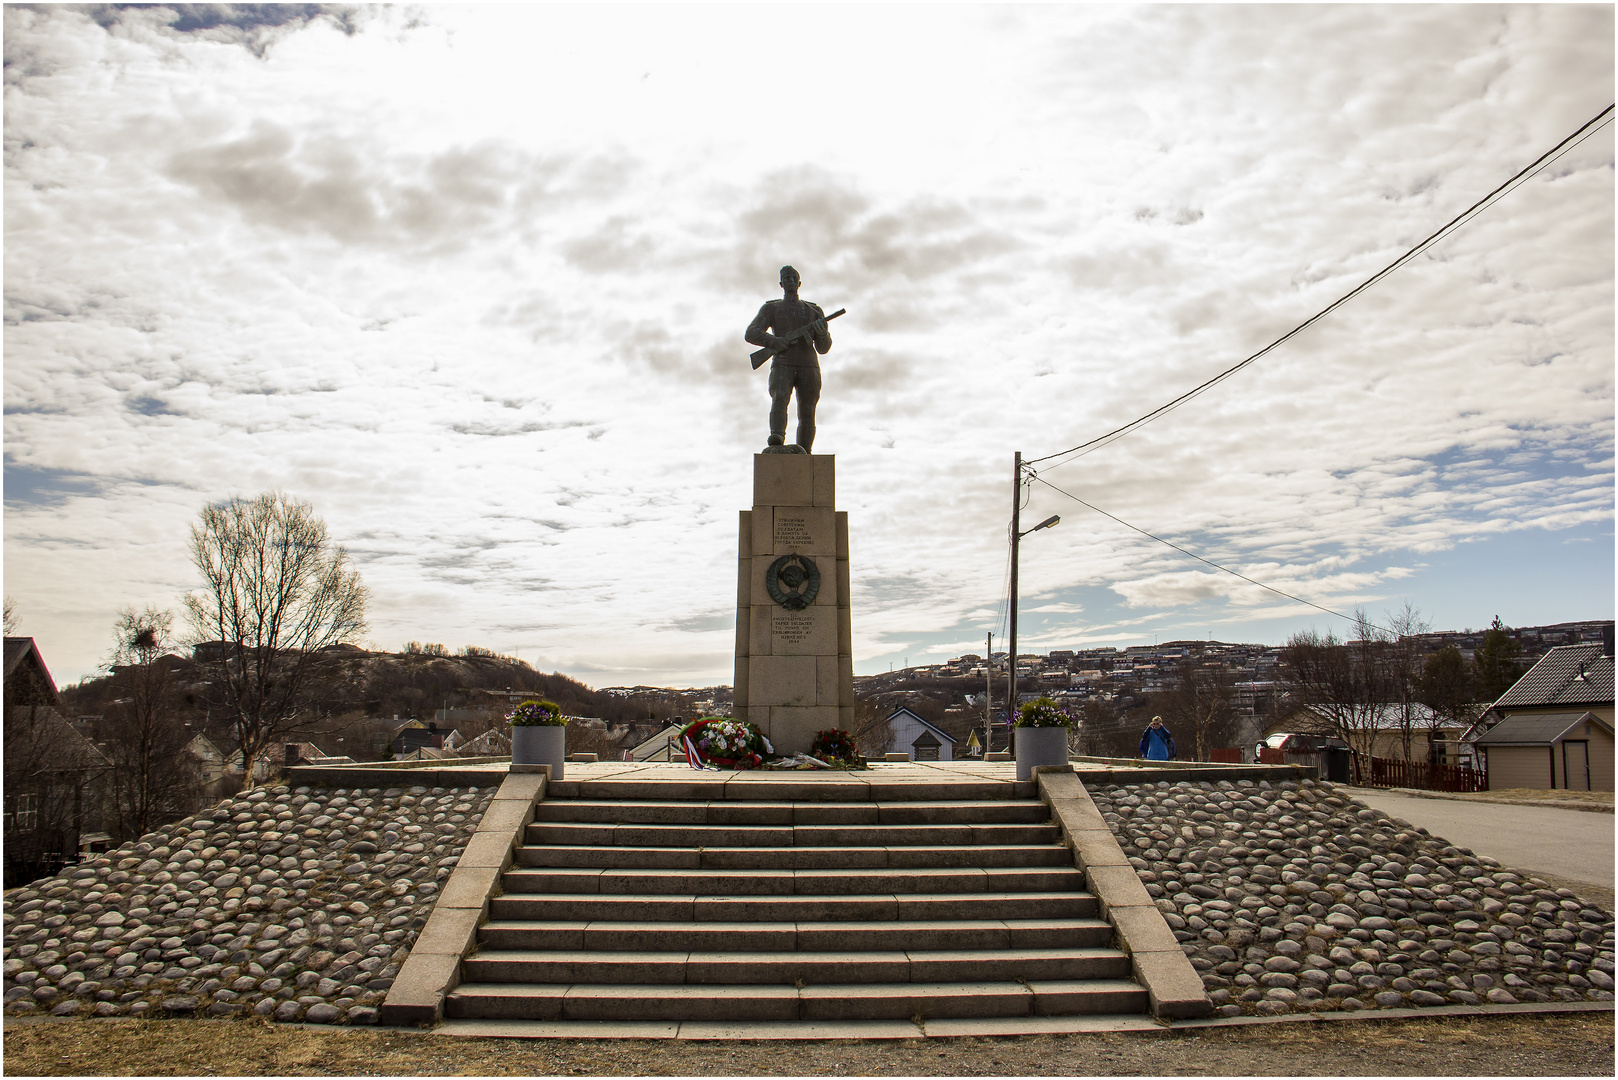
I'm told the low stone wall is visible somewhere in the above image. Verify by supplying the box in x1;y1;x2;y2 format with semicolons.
3;782;494;1024
1089;777;1616;1017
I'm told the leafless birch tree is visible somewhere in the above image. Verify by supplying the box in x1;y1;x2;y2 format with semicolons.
184;492;368;789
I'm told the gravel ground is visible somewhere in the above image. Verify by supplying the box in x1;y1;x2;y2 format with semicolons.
1090;778;1616;1016
3;783;493;1025
1;1012;1612;1076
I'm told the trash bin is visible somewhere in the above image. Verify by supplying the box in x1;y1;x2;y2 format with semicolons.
1322;746;1350;783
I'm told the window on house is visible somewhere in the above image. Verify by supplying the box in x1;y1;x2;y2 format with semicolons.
12;793;38;833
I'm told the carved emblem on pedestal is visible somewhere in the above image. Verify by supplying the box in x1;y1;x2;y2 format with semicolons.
765;553;821;611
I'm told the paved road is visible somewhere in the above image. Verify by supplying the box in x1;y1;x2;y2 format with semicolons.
1343;787;1614;890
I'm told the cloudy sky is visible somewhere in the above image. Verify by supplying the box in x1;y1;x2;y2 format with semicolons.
5;4;1613;689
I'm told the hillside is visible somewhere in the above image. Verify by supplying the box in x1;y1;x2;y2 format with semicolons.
58;646;725;761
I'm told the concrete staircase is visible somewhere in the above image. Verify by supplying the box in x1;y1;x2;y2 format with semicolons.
443;776;1148;1027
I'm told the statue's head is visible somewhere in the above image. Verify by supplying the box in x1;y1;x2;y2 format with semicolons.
779;265;800;290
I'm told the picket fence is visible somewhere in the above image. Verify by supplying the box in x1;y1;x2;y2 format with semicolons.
1350;752;1488;793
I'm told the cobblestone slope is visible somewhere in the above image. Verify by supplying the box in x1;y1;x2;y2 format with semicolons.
1090;778;1616;1017
4;782;494;1024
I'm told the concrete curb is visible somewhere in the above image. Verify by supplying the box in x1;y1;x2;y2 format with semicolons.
1068;758;1318;783
288;762;512;787
1343;784;1616;815
379;768;548;1025
1033;767;1212;1020
426;998;1614;1040
1162;997;1616;1029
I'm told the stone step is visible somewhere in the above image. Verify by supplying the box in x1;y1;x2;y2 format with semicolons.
524;821;1061;848
478;917;1113;953
460;948;1132;986
444;979;1148;1022
488;891;1101;923
512;844;1073;871
532;799;1051;826
543;780;1037;803
500;865;1087;896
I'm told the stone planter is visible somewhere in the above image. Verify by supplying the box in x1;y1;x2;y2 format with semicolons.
511;725;565;779
1014;725;1070;781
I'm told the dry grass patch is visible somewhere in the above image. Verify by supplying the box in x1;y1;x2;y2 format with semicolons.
1;1012;1612;1076
1447;788;1613;808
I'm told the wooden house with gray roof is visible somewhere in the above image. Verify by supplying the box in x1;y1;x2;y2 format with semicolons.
1467;643;1614;791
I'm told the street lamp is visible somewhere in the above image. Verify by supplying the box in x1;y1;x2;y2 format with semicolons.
1008;450;1059;736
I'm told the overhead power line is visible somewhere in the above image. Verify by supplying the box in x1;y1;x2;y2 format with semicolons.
1027;102;1616;472
1030;473;1397;636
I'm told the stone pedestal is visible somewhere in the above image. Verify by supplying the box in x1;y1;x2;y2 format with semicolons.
734;453;854;755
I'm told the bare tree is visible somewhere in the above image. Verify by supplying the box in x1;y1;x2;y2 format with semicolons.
184;492;369;789
1154;659;1240;762
850;698;897;757
3;595;17;634
1385;604;1431;762
101;606;202;840
1280;613;1392;759
1078;697;1142;759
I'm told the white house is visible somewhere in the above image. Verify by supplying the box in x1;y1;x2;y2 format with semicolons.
885;707;957;761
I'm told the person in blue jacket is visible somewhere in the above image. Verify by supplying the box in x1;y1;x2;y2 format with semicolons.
1139;715;1176;760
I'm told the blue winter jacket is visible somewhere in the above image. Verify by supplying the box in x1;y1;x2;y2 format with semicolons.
1139;724;1176;760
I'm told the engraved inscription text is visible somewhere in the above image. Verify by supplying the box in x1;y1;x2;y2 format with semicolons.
773;515;814;548
772;613;816;648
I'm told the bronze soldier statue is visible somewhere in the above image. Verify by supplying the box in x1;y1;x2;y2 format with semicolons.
745;266;841;452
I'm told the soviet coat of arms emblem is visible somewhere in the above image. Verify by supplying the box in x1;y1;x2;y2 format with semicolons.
765;553;821;611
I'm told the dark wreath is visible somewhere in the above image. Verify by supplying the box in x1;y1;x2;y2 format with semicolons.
764;553;821;611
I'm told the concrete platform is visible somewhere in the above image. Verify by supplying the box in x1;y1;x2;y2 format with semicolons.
290;757;1312;789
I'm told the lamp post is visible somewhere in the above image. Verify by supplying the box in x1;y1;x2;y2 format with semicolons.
1008;451;1059;745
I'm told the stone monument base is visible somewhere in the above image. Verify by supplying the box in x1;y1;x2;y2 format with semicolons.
733;452;854;755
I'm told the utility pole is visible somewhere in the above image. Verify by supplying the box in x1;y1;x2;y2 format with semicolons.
1009;452;1021;741
984;631;993;755
1007;450;1059;757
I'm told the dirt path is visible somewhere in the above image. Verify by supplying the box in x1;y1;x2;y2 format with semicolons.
2;1013;1612;1076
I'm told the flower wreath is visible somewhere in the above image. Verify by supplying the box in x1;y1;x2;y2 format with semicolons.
810;728;860;763
677;716;774;770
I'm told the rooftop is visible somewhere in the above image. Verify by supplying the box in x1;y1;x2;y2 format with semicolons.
1494;644;1614;711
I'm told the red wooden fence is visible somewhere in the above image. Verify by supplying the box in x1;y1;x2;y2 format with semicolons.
1350;752;1487;793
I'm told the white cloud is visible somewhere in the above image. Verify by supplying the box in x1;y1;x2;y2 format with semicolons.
4;4;1611;684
